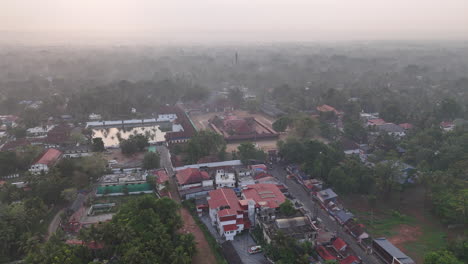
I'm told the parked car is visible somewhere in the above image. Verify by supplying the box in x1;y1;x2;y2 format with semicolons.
248;245;262;254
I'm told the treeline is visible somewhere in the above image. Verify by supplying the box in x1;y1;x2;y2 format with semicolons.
26;196;196;264
0;155;107;262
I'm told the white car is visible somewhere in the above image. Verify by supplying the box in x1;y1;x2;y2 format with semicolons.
248;245;262;254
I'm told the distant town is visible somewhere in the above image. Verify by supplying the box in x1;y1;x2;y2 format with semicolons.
1;44;467;264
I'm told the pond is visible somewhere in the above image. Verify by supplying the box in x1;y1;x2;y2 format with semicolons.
92;125;166;148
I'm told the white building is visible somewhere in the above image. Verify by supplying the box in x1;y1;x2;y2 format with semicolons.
208;188;254;240
29;148;62;175
157;113;177;122
215;169;236;189
26;125;55;138
89;113;102;120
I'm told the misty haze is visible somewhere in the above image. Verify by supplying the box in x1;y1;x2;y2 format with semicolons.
0;1;467;264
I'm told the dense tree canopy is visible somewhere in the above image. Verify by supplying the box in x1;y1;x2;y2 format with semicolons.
237;142;266;164
26;196;196;264
186;130;226;163
142;152;160;170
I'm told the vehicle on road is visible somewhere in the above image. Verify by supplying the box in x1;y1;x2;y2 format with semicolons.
248;245;262;254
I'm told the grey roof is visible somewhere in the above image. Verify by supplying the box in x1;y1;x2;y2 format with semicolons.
318;188;338;200
275;217;307;228
377;123;405;133
374;238;415;264
175;160;242;170
335;210;354;223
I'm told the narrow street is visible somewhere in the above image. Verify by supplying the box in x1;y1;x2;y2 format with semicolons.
157;145;218;264
270;164;381;264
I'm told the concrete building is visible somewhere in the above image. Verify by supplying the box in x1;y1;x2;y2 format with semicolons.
207;188;254;241
29;148;62;175
373;238;415;264
215;169;236;189
176;168;214;199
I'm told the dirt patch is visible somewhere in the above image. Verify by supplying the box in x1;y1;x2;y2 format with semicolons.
179;208;217;264
102;148;144;168
388;224;422;248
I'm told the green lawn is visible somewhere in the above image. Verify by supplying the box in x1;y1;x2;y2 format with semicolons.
405;212;448;259
355;210;416;237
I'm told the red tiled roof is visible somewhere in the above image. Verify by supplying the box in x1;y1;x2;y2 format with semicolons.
223;224;238;232
152;169;169;184
176;168;210;185
35;148;62;166
440;121;454;128
398;123;413;130
0;181;6;186
242;184;286;209
368;119;386;126
208;188;241;212
316;246;336;261
218;209;238;217
333;237;347;251
340;255;360;264
317;104;339;114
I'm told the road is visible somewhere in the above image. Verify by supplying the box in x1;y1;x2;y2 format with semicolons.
270;164;381;264
157;145;219;264
157;145;175;176
46;208;64;240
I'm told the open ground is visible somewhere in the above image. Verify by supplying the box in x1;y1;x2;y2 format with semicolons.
342;186;452;263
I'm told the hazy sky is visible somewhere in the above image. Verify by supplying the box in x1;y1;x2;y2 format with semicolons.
1;0;467;43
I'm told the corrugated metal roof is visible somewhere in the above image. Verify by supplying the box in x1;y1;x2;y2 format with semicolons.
374;238;415;264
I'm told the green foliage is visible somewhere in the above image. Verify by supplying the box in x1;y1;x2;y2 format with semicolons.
91;137;105;152
438;98;462;120
424;250;463;264
120;134;149;154
0;198;48;262
373;161;403;197
279;200;296;216
142;152;160;170
0;151;19;176
27;196;197;264
228;87;244;108
432;188;468;225
182;200;228;264
292;116;318;139
264;231;313;264
186;130;226;163
9;127;27;138
237;142;266;164
343;120;367;143
272;116;291;132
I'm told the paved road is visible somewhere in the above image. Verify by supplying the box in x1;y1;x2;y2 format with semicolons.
46;208;64;240
269;164;381;264
157;145;175;176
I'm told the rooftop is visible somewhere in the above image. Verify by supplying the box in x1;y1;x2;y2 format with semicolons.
176;168;211;185
332;237;347;251
368;118;386;126
377;123;405;133
208;188;242;213
317;104;339;115
242;183;286;209
373;238;415;264
318;188;338;201
35;148;62;166
175;160;242;170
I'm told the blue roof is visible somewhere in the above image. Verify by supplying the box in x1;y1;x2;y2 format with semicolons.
374;238;415;264
335;210;354;223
